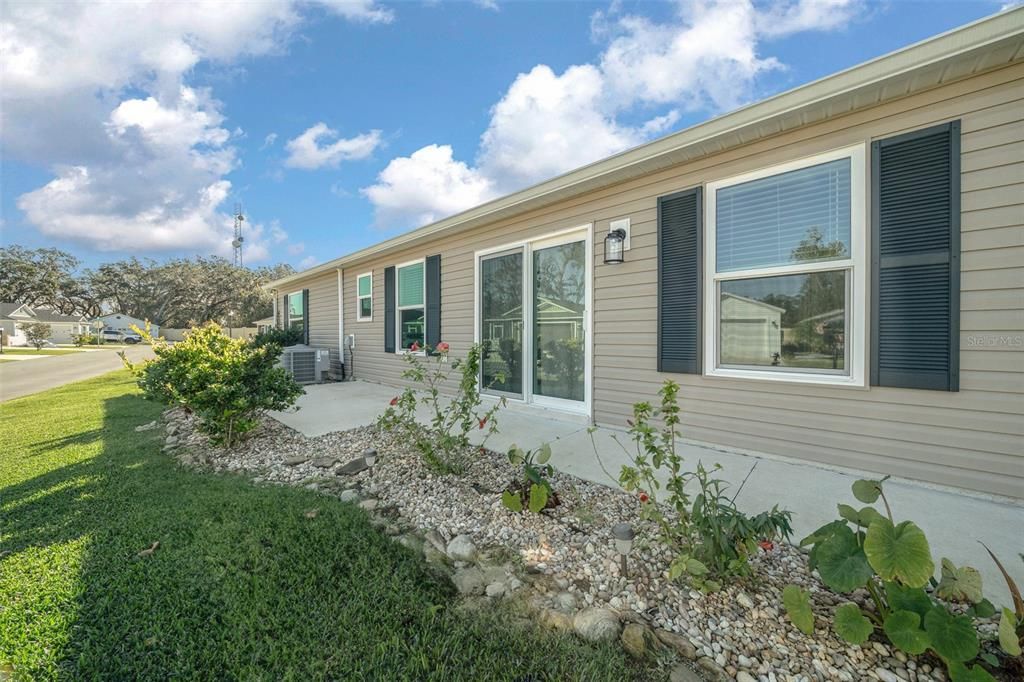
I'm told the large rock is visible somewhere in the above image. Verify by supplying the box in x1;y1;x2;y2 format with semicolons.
539;609;573;633
452;567;486;596
669;664;704;682
424;530;447;555
337;458;368;475
554;591;577;612
655;629;698;660
446;534;477;562
311;456;337;468
485;582;506;598
283;455;310;466
339;489;360;503
572;608;621;643
620;623;655;659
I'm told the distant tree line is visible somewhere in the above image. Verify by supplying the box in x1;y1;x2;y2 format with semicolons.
0;245;294;327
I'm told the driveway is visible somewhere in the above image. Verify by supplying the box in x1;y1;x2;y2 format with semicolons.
0;345;154;402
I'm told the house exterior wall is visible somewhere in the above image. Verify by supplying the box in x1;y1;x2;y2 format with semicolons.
276;272;343;376
284;62;1024;499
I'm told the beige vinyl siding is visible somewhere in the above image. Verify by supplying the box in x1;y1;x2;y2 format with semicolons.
291;61;1024;499
277;273;342;375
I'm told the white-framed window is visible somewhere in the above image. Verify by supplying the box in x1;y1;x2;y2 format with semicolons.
287;289;306;334
356;272;373;321
396;259;425;353
704;144;867;386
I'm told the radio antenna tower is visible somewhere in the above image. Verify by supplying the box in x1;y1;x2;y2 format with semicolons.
232;203;245;267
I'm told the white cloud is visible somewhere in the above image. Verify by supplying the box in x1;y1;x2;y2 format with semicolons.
473;0;500;10
284;123;383;169
364;0;863;229
299;255;319;268
1;0;389;259
261;132;279;149
361;145;497;228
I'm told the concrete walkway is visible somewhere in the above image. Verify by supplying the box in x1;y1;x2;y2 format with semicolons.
272;379;1024;603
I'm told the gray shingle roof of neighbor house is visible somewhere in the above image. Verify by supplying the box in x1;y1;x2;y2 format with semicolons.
265;7;1024;291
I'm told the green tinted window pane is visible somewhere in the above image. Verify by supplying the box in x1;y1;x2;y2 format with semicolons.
359;297;372;318
400;308;424;350
358;275;371;297
398;263;424;307
719;270;847;372
288;291;304;315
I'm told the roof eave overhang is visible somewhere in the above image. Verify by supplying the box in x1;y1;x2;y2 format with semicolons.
264;8;1024;291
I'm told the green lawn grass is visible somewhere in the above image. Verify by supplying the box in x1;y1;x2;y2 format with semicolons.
0;348;80;356
0;371;646;681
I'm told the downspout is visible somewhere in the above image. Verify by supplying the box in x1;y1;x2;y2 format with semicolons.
336;269;345;380
271;289;278;329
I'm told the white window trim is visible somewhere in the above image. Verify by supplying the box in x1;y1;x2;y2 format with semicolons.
356;271;373;322
395;258;426;355
287;289;305;330
703;144;867;387
472;224;593;417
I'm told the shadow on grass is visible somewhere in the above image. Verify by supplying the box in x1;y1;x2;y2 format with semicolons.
1;376;648;681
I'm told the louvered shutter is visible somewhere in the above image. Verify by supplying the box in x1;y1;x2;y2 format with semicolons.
302;288;310;345
425;254;441;351
384;266;396;353
282;293;289;330
658;187;702;374
871;121;960;391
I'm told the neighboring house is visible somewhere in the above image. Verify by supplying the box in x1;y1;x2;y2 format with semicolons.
253;316;275;334
264;11;1024;501
94;313;159;338
0;302;89;345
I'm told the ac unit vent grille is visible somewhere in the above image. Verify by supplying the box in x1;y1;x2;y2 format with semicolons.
289;350;317;383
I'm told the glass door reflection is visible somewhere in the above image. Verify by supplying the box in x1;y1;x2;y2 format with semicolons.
480;249;524;397
532;240;585;403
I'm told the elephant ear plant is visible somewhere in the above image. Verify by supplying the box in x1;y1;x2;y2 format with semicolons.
501;443;559;514
784;476;1006;681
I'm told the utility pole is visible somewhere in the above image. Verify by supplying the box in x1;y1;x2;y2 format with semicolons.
232;203;245;267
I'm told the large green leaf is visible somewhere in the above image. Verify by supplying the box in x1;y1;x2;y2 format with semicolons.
527;483;548;513
838;504;885;528
501;490;522;512
947;662;997;682
883;610;931;654
999;607;1022;656
834;603;873;645
935;558;984;604
924;607;979;663
815;524;874;593
864;519;934;588
885;581;933;620
852;478;884;503
535;442;552;465
783;584;814;635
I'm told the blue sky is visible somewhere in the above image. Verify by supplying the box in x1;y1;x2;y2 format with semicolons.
1;0;1012;271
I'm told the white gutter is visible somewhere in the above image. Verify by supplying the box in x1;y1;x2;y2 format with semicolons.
265;7;1024;291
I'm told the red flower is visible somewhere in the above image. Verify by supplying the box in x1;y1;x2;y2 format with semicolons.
478;416;488;430
638;492;649;503
410;341;420;352
758;540;774;552
389;396;398;406
436;341;450;353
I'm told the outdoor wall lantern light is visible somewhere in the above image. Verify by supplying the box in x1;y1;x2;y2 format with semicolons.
604;228;627;264
363;448;377;467
612;522;635;576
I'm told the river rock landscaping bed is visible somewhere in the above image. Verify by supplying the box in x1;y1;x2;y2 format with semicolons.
154;408;993;682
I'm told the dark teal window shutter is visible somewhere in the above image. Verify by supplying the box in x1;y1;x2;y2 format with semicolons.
658;186;702;374
384;266;396;353
282;293;289;329
302;288;310;345
871;121;960;391
425;254;441;351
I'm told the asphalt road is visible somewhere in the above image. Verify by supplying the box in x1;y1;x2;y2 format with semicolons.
0;345;155;402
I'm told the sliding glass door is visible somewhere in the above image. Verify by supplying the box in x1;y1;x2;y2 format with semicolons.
480;249;524;398
478;230;589;412
532;240;586;404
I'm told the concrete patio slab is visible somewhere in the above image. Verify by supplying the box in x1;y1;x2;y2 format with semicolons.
270;379;1024;603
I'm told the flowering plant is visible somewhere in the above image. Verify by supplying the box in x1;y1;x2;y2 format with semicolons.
378;342;504;474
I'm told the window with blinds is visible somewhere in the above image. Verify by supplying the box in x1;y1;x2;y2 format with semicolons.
396;261;425;351
705;145;867;385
